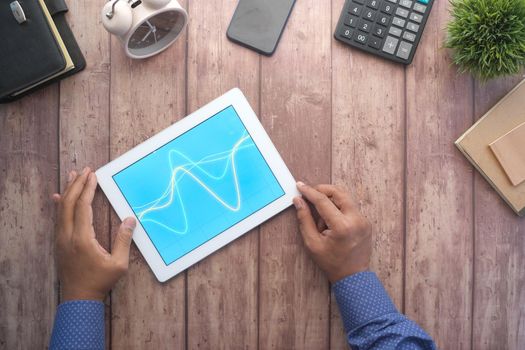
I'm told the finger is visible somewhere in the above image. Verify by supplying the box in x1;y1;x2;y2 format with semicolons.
52;193;66;241
53;171;75;206
68;170;77;183
52;193;61;203
111;217;137;268
79;172;98;206
314;184;358;214
60;167;91;217
293;197;322;250
316;217;327;232
63;170;78;195
74;172;98;231
296;182;344;228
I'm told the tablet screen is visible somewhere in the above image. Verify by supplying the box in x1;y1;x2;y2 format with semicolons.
113;106;285;265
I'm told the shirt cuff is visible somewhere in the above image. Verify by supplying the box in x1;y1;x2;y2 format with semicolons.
332;271;397;333
49;300;105;350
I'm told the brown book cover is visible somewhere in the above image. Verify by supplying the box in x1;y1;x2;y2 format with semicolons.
455;79;525;216
490;122;525;186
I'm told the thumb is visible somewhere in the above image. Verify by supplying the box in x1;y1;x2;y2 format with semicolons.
293;197;321;250
111;217;136;267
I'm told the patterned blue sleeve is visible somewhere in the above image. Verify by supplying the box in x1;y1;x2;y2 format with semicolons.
49;300;105;350
333;272;436;350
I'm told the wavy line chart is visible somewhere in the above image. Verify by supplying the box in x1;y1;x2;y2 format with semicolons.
114;106;285;264
132;133;255;235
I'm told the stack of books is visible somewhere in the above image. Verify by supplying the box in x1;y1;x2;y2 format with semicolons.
0;0;85;103
456;79;525;216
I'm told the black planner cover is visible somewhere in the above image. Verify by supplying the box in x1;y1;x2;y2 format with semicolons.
0;0;85;103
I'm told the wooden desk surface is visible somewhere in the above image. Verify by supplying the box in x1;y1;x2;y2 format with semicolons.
1;0;524;349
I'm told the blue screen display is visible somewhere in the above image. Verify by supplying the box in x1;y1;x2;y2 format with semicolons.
113;106;285;265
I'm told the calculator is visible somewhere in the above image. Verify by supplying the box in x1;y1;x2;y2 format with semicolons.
334;0;433;64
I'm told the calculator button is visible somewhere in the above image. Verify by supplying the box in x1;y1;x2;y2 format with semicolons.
373;24;386;37
406;22;420;32
413;3;427;13
396;41;413;59
340;28;354;40
349;4;362;16
382;36;399;54
399;0;413;8
354;0;366;4
368;36;382;49
388;26;402;37
409;12;423;23
417;0;429;4
363;9;376;21
344;15;358;27
353;31;369;44
358;19;372;32
392;17;406;27
380;2;394;14
387;0;398;3
377;14;391;26
395;7;409;18
402;31;416;42
366;0;380;10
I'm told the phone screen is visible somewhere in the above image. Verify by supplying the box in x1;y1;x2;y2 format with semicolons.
227;0;296;56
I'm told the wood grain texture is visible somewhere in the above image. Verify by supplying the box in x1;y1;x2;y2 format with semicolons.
3;0;525;347
472;76;525;350
330;0;406;347
59;3;112;346
405;1;474;348
0;88;59;348
109;5;188;347
258;0;332;348
185;0;260;349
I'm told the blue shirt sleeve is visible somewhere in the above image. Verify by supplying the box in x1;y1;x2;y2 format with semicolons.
49;300;105;350
333;272;436;350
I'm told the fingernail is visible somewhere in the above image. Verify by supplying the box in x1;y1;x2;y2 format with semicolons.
82;167;90;175
293;197;303;209
297;181;305;187
123;217;136;230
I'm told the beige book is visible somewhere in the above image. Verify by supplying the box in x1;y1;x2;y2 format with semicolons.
12;0;74;96
490;122;525;186
455;79;525;216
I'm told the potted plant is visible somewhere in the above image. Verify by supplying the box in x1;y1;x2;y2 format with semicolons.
445;0;525;81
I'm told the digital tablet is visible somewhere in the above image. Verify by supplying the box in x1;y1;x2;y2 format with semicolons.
96;88;298;282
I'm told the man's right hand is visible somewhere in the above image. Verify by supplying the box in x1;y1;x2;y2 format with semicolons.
293;182;372;283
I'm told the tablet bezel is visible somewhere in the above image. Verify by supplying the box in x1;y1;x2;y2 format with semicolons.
96;88;298;282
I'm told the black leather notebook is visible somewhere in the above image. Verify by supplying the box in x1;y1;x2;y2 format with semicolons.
0;0;85;103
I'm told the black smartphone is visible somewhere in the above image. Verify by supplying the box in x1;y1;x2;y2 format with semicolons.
227;0;296;56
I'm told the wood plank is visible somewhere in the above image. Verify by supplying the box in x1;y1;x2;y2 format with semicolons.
258;0;332;348
0;88;59;348
109;6;188;347
405;0;474;348
472;76;525;350
185;0;260;348
59;3;112;347
330;0;406;347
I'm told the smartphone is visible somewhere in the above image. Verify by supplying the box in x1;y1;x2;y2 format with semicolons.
227;0;296;56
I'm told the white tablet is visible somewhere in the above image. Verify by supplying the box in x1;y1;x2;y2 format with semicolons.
96;88;298;282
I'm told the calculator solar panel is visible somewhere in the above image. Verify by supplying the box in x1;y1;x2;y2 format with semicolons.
334;0;434;64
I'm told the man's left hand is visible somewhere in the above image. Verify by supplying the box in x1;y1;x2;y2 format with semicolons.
52;167;136;302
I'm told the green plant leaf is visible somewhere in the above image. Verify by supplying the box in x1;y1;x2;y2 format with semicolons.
445;0;525;80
